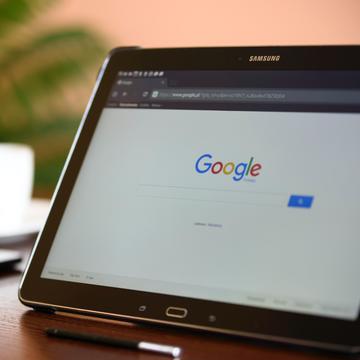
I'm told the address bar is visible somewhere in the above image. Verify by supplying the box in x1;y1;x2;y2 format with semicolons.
138;184;288;208
150;88;360;105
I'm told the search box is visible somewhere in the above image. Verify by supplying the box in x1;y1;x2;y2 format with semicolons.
138;184;288;208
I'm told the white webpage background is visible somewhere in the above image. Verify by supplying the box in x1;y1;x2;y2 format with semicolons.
42;109;360;319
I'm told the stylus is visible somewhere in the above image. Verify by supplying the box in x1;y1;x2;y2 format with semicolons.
45;328;182;357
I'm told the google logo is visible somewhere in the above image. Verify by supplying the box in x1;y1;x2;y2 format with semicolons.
195;153;262;182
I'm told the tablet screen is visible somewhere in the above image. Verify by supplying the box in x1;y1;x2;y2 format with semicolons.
41;70;360;321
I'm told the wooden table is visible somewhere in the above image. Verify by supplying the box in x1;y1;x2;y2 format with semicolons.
0;238;356;360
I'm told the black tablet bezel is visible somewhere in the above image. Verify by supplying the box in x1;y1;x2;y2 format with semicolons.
19;46;360;352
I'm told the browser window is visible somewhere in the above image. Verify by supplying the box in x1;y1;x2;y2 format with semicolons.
41;70;360;320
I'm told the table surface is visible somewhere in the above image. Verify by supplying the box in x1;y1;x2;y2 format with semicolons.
0;238;357;360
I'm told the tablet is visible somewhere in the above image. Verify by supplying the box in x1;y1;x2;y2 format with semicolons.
19;46;360;353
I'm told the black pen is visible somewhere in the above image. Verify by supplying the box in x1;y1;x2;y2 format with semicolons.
45;328;182;357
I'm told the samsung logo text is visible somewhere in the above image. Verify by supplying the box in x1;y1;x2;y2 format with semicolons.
249;55;280;62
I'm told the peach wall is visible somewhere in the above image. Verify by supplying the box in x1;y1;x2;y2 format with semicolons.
41;0;360;48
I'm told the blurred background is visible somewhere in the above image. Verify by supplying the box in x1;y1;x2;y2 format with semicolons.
1;0;360;198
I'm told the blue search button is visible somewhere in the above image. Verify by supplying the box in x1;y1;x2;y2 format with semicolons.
288;195;314;208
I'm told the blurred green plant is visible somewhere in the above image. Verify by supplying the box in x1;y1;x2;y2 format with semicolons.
0;0;106;197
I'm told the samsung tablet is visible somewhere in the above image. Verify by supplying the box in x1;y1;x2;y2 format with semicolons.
19;46;360;353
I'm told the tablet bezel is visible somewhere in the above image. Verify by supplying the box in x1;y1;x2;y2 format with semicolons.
19;46;360;352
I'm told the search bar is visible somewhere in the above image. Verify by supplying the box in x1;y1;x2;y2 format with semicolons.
138;184;288;208
150;88;360;105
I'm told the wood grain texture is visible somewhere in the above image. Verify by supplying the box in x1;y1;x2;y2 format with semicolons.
0;239;356;360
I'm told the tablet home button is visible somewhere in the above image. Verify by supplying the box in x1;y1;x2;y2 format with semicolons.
165;306;188;318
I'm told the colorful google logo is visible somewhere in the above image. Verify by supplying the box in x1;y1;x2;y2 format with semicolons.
195;153;262;182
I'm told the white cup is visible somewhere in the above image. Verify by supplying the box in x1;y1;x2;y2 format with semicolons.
0;143;34;234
